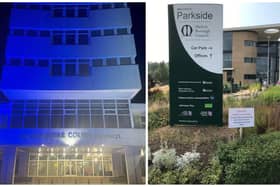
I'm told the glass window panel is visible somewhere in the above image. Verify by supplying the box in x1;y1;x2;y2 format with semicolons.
66;31;76;45
53;8;63;17
103;156;113;176
91;109;103;115
91;103;102;108
115;3;125;8
13;29;24;36
65;64;76;76
78;110;90;115
78;33;89;45
92;59;103;66
102;3;111;9
104;103;115;109
92;115;104;128
40;30;50;37
52;32;63;45
66;7;75;17
51;115;63;128
51;64;62;76
10;58;21;66
0;115;8;128
94;157;103;176
120;57;131;65
48;161;58;176
10;115;23;128
105;115;117;128
58;161;64;176
24;115;36;128
28;161;37;176
84;160;93;176
117;100;128;104
38;115;49;128
118;109;129;115
79;63;89;76
91;30;101;37
78;8;88;17
38;59;49;67
117;103;129;109
64;116;76;128
118;116;131;128
26;30;37;37
78;115;90;128
105;110;115;114
52;109;63;115
104;29;114;36
77;161;83;176
24;59;35;66
117;28;128;35
38;161;47;176
104;100;115;104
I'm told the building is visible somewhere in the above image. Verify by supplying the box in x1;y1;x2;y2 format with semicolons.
223;24;280;86
0;3;145;184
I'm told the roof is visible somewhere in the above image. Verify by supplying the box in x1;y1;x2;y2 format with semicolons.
224;24;280;41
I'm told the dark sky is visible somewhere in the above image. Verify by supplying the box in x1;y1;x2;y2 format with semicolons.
0;3;145;103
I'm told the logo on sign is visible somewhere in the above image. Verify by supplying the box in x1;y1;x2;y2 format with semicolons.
181;25;193;37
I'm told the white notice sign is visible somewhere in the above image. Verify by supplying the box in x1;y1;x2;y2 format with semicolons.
228;108;254;128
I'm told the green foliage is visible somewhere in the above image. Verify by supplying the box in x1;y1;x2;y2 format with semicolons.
178;163;201;184
148;107;168;130
152;148;177;170
148;62;169;85
216;132;280;184
259;86;280;105
148;167;163;184
161;170;178;184
201;157;223;184
249;82;261;93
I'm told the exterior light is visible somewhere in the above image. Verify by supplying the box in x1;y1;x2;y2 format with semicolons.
264;28;279;34
140;148;144;157
38;147;41;152
101;144;104;147
87;147;90;152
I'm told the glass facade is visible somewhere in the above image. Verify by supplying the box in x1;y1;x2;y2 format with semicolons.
27;149;113;177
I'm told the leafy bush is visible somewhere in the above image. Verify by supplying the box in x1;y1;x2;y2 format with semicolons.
148;167;163;184
259;86;280;105
216;132;280;184
152;148;177;170
176;152;200;170
161;170;178;184
148;107;168;130
178;162;201;184
201;156;222;184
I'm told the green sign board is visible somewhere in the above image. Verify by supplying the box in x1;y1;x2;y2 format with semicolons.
169;4;223;126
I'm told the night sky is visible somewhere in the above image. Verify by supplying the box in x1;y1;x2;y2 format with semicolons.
0;2;145;103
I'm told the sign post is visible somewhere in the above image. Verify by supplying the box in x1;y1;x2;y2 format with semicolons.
228;108;255;139
169;4;223;126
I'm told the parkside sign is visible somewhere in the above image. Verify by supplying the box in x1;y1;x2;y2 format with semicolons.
169;4;223;126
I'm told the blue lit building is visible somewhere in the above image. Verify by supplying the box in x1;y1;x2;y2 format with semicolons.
0;3;145;184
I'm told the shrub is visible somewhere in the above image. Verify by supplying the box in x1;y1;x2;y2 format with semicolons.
152;148;177;170
148;107;168;130
176;152;200;170
161;170;178;184
259;86;280;105
148;167;162;184
201;156;222;184
178;163;201;184
216;132;280;184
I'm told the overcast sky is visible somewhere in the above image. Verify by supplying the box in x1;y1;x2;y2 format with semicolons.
146;0;280;62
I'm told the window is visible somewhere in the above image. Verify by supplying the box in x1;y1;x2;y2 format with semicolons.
51;64;62;76
53;8;64;17
105;115;117;128
91;30;101;37
64;115;76;128
78;7;88;17
10;58;21;66
118;116;131;128
10;115;23;128
78;31;89;45
66;7;75;17
102;3;111;9
38;116;49;128
117;28;128;35
92;59;103;67
24;59;35;66
38;59;49;67
244;40;256;47
120;57;132;65
106;58;117;66
79;64;89;76
13;29;24;36
26;30;37;37
42;5;51;10
244;74;256;80
244;57;256;63
52;31;63;45
90;5;99;10
40;30;50;37
24;115;36;128
104;29;114;36
115;3;125;8
65;31;76;45
65;64;76;76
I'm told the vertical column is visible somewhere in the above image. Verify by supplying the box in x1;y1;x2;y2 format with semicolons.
112;149;125;177
16;150;29;177
0;147;17;184
124;146;142;184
